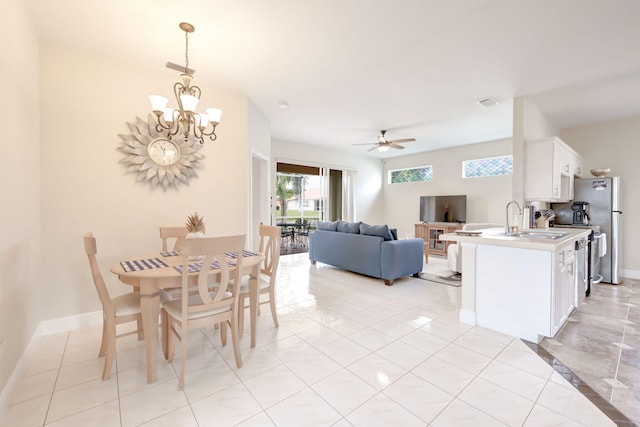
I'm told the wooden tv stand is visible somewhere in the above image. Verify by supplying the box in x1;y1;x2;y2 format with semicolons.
415;223;463;257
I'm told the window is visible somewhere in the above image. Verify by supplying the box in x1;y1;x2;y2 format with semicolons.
463;155;512;178
389;166;433;184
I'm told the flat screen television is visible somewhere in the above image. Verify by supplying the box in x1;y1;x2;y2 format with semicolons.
420;195;467;223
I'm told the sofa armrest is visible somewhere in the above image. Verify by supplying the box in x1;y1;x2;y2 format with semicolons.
380;238;424;281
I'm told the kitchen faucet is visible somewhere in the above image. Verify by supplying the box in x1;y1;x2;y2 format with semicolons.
505;200;522;235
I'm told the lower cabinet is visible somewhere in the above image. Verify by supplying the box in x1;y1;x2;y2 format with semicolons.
474;242;577;342
551;243;576;336
415;223;462;257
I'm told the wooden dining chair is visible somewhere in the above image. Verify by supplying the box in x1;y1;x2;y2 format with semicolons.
235;225;281;336
83;232;144;381
159;226;188;252
163;235;246;390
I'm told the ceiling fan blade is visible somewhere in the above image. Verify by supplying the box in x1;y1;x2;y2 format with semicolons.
389;143;405;149
389;138;416;144
352;143;378;146
367;146;380;152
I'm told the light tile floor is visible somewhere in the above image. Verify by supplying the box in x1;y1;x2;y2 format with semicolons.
540;274;640;425
1;254;631;426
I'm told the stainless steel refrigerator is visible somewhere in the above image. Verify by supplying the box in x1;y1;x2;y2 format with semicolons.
570;177;622;284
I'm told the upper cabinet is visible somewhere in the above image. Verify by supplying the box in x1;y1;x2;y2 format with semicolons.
525;137;582;202
573;153;584;178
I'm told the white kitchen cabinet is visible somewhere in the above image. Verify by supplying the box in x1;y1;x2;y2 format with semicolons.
468;237;583;342
573;153;584;178
551;242;576;336
524;136;581;202
442;228;589;343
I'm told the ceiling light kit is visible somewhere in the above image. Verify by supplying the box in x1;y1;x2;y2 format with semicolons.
353;130;416;152
148;22;222;144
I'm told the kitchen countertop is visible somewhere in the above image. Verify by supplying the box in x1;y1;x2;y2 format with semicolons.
440;226;591;251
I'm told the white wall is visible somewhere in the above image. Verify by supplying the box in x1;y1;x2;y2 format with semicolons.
247;100;271;248
0;0;41;400
38;40;255;322
383;139;513;239
271;141;384;225
561;116;640;276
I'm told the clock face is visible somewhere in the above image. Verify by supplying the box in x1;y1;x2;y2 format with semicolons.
148;138;180;166
118;115;204;190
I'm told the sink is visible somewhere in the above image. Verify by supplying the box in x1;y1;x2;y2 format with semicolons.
495;230;568;240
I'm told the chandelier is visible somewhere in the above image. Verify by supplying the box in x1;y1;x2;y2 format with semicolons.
149;22;222;144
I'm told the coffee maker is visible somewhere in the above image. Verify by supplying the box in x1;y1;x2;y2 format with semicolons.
571;201;590;225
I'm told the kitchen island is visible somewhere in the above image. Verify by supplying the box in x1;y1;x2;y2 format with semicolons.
440;227;591;343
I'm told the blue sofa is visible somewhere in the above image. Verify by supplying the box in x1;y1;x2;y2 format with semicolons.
308;225;424;285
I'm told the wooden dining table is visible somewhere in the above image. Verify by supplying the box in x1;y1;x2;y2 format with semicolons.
110;250;263;383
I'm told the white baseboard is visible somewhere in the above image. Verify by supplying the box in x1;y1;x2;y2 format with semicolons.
40;310;102;336
620;268;640;280
0;310;103;422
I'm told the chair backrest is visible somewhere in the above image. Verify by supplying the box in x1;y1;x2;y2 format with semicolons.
159;226;188;251
258;225;281;280
83;232;114;315
177;235;246;319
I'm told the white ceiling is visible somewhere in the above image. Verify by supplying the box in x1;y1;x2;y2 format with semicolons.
26;0;640;158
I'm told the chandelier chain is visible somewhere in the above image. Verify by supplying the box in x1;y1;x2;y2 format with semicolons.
184;30;190;74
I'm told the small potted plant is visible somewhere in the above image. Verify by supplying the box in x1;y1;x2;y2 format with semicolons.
185;212;205;238
185;212;205;260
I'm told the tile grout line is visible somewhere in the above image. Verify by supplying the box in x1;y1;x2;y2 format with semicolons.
522;339;638;427
42;332;70;426
610;301;632;399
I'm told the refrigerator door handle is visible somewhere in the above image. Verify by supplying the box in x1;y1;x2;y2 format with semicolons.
611;211;621;284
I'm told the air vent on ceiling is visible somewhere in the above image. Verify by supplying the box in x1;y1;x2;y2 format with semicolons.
476;97;499;108
166;61;196;75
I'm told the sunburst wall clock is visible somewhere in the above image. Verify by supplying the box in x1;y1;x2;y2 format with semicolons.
117;114;204;190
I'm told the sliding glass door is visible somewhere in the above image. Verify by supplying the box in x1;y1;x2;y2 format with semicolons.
275;162;356;224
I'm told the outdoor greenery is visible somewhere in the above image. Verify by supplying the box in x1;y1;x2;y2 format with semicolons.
275;209;321;221
276;173;310;217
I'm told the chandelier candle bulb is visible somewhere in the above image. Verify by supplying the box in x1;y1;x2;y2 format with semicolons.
180;94;199;113
149;95;168;114
197;114;209;130
206;108;223;125
163;109;175;125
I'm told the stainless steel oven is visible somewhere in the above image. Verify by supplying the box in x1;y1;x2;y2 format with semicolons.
551;224;601;301
575;237;588;307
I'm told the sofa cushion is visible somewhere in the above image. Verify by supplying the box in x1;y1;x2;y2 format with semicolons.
337;220;361;234
360;223;393;241
316;221;339;231
389;228;398;240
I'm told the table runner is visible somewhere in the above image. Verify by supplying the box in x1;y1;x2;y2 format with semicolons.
160;250;180;257
120;258;169;272
173;250;259;273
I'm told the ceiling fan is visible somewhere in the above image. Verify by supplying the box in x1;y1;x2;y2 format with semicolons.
353;130;416;152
